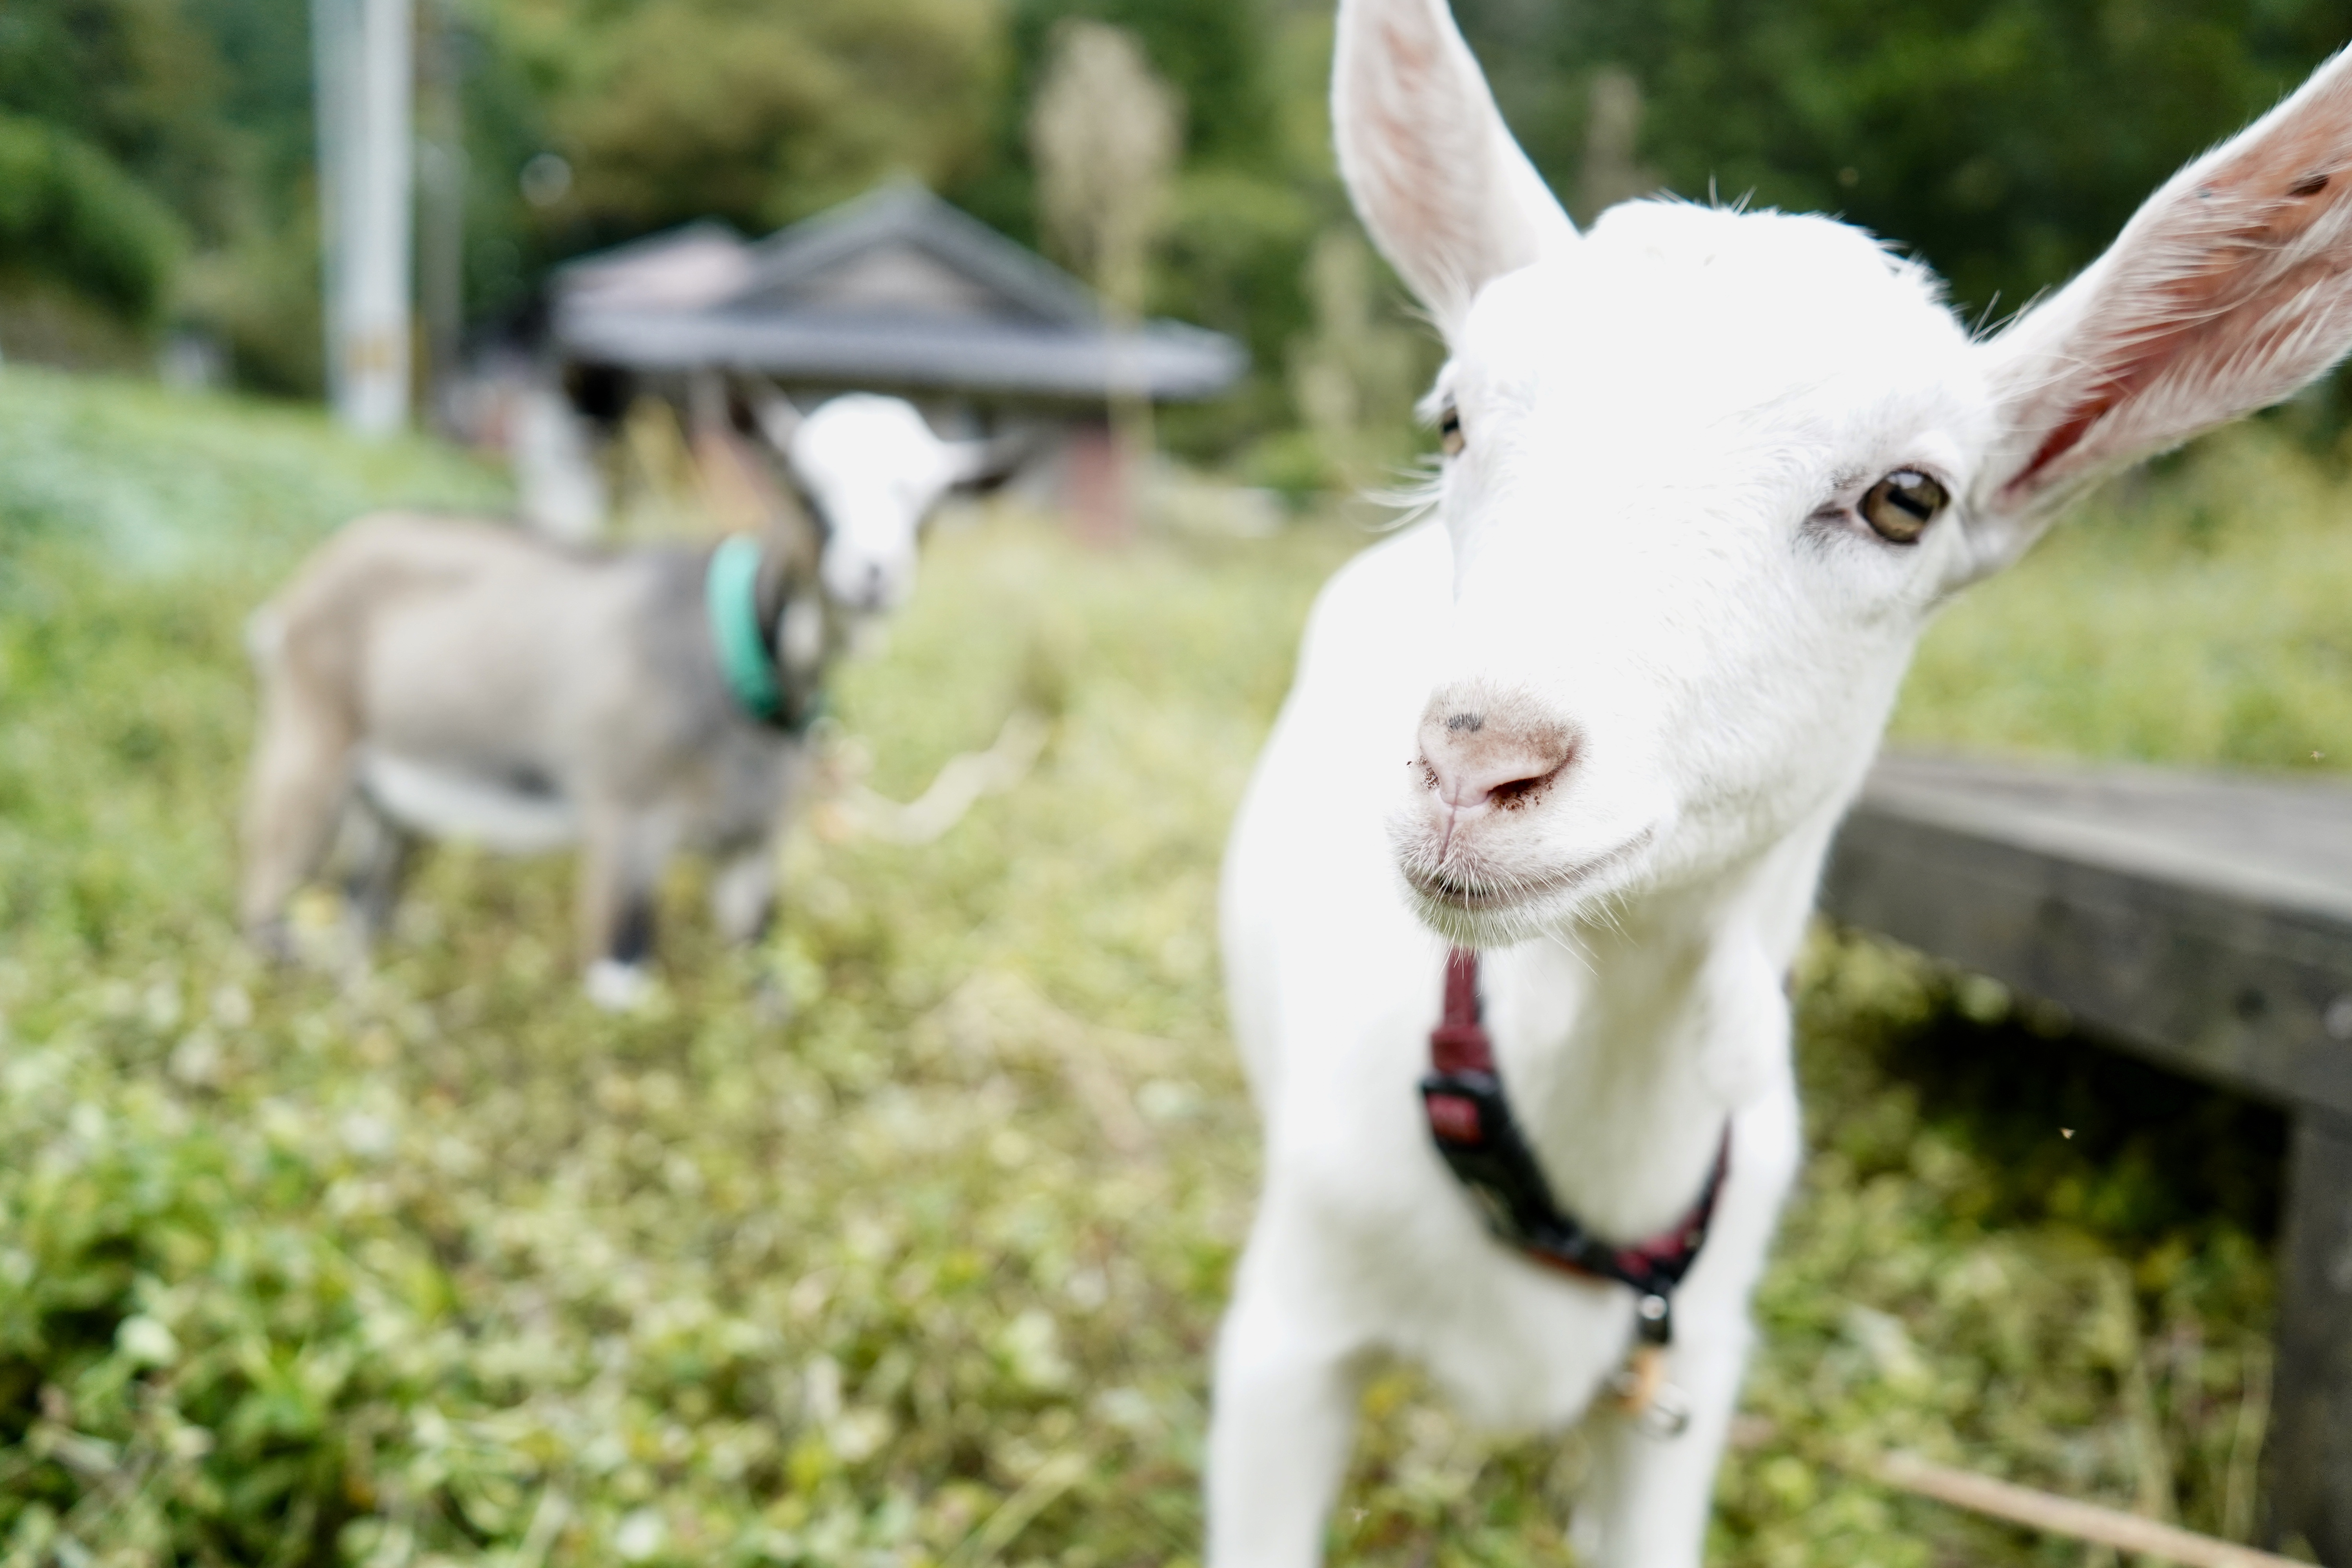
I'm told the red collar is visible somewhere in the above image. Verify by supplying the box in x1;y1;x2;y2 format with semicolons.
1420;948;1730;1345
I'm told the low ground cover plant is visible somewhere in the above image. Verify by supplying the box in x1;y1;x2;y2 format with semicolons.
0;367;2334;1564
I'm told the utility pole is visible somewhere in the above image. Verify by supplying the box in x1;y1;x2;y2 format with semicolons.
312;0;414;436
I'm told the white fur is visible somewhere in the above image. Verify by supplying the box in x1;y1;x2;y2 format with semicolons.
1210;5;2352;1566
777;394;992;613
584;958;654;1013
359;750;581;855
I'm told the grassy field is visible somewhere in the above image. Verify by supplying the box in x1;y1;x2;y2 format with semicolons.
0;365;2338;1566
1899;422;2352;773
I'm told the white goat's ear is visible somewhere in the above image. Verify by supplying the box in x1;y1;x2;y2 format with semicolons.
1970;47;2352;574
743;377;804;453
944;439;999;485
1331;0;1575;336
944;431;1034;492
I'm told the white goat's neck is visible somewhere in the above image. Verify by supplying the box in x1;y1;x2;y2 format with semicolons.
1479;805;1833;1245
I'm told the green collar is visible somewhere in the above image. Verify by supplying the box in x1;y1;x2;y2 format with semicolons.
706;535;784;724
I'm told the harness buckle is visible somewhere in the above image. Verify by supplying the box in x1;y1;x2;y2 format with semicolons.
1607;1345;1695;1439
1634;1290;1673;1346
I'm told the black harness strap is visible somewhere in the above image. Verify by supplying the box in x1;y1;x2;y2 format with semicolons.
1420;947;1731;1347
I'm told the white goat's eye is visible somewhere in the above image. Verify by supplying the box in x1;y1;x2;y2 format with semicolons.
1860;469;1947;544
1437;405;1465;458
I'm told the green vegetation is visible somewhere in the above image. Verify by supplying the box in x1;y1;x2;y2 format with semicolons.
514;0;1007;239
16;0;2352;454
1899;422;2352;771
0;116;184;326
0;369;2333;1564
1459;0;2352;326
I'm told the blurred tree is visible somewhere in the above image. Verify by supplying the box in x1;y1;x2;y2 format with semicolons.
1572;66;1657;225
181;0;316;215
171;0;340;390
0;0;234;240
1008;0;1273;170
1151;5;1345;459
963;0;1334;462
16;0;2352;451
1454;0;2352;325
505;0;1007;241
0;114;184;324
0;0;214;337
1288;226;1425;495
1029;20;1181;322
1141;169;1325;459
1030;18;1180;509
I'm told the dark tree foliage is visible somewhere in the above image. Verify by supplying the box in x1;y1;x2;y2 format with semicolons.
956;0;1279;245
1455;0;2352;323
537;0;1004;241
0;0;233;241
0;0;223;319
181;0;318;221
22;0;2352;422
1009;0;1276;168
0;114;183;321
949;0;1318;457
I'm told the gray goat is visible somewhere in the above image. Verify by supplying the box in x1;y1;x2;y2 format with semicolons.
240;393;1001;1006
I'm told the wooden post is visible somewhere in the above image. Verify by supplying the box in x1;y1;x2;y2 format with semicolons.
1065;419;1131;544
2269;1108;2352;1565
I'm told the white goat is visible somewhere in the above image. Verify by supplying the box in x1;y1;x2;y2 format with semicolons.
773;393;987;615
1211;4;2352;1564
243;392;1000;1004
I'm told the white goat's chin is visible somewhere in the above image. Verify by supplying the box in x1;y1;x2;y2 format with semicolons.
1390;830;1655;945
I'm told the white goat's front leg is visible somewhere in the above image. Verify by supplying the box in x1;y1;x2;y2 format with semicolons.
1207;1216;1361;1568
1573;1312;1751;1568
1576;1084;1799;1568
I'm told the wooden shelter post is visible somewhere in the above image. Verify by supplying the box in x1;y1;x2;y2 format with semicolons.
2271;1108;2352;1562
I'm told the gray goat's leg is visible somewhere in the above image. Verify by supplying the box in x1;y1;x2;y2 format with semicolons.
338;798;414;950
710;839;779;946
578;808;669;1009
240;676;356;961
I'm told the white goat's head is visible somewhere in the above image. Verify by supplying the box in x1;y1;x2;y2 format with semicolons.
1347;0;2352;941
764;392;998;614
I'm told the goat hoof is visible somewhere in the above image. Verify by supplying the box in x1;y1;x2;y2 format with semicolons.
585;960;655;1012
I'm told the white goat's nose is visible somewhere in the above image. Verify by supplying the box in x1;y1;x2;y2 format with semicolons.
1415;686;1578;810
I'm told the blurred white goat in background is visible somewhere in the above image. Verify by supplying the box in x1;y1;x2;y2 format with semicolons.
779;392;999;614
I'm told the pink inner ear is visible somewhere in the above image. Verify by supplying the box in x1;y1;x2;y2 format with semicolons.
2005;105;2352;501
1352;10;1479;303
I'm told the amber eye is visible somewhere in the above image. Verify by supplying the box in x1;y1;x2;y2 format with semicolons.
1859;469;1947;543
1438;405;1465;458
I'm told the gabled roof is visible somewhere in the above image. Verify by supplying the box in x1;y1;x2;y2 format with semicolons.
551;185;1245;403
557;309;1244;402
554;220;751;312
733;184;1100;327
